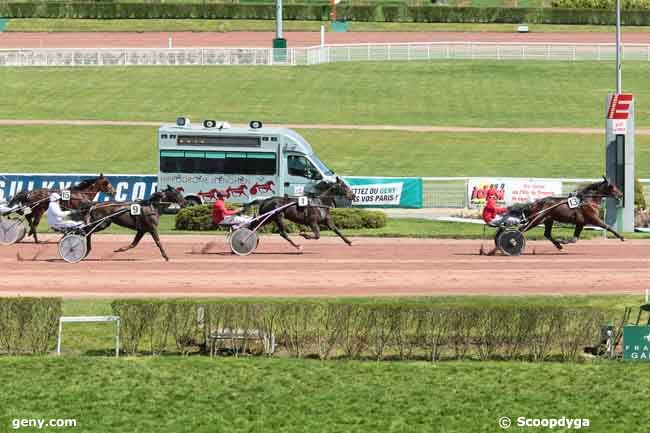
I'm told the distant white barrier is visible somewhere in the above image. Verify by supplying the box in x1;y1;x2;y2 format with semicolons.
1;42;649;67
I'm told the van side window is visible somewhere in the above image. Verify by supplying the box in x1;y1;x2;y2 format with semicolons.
160;151;276;175
288;155;322;180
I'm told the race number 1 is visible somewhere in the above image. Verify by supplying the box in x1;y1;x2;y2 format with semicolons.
298;196;308;207
61;190;71;201
130;204;142;216
567;197;580;209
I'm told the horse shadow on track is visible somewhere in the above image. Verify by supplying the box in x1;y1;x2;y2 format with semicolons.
186;250;310;256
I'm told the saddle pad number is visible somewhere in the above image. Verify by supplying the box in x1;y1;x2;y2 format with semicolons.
567;197;581;209
61;190;71;201
298;196;308;207
130;204;141;216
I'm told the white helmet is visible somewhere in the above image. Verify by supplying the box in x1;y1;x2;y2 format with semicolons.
49;192;61;202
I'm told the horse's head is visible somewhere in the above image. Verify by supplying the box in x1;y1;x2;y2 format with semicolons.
580;176;623;201
97;174;116;196
601;176;624;200
311;177;355;207
162;184;187;208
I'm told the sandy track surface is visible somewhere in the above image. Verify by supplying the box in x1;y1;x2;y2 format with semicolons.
0;234;644;298
0;31;644;49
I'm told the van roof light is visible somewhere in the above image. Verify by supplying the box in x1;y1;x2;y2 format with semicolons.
176;117;191;128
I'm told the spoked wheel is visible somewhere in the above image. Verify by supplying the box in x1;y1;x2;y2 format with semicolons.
0;217;26;245
58;234;88;263
230;228;258;256
496;229;526;256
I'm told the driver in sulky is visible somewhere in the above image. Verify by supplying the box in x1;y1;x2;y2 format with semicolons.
211;191;252;226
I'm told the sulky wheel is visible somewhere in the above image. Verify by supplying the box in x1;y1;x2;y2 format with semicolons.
0;218;26;245
496;229;526;256
58;234;88;264
230;227;258;256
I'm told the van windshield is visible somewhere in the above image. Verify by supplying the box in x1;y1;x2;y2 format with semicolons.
311;155;334;176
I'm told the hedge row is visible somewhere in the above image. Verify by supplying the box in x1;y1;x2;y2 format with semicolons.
111;299;608;361
2;3;650;25
552;0;650;9
0;298;62;355
174;204;386;231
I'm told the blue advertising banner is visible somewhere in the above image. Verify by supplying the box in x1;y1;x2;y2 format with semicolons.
0;174;158;203
0;174;423;208
345;177;422;208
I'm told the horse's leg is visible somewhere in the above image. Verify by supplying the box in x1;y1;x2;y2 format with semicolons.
276;215;302;250
114;230;145;253
326;217;353;246
33;210;47;244
149;230;170;261
588;219;625;241
544;219;563;250
300;221;321;240
85;234;92;258
565;225;584;244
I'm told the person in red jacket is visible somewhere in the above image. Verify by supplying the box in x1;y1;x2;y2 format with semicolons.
212;191;251;226
482;192;508;226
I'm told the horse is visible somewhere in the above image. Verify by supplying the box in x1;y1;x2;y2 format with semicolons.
8;174;115;244
520;177;624;250
250;181;275;195
244;177;356;250
227;184;248;198
79;185;186;261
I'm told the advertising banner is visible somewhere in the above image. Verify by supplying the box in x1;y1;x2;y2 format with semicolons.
0;174;422;208
0;174;158;203
623;326;650;361
468;178;562;209
345;177;422;208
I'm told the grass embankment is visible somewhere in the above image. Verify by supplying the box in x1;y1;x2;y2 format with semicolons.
8;19;650;33
1;356;647;433
1;61;649;128
4;125;650;178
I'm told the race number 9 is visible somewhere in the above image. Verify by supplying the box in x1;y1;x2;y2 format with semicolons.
61;190;71;201
298;196;308;207
567;197;580;209
130;204;141;216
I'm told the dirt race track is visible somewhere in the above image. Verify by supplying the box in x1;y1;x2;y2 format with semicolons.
1;30;647;49
0;234;647;298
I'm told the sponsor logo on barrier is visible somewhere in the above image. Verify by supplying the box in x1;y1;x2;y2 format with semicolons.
624;326;650;360
351;182;402;206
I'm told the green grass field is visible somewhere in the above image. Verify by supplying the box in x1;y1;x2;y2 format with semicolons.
2;125;641;177
1;61;648;128
7;18;649;32
1;356;647;433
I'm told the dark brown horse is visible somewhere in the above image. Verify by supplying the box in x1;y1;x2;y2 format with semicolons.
521;177;624;250
245;177;356;250
80;185;186;261
8;174;115;243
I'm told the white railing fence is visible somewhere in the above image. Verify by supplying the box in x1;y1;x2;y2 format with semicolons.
1;42;650;67
422;177;650;208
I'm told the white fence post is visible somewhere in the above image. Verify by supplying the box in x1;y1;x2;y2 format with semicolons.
572;45;576;61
